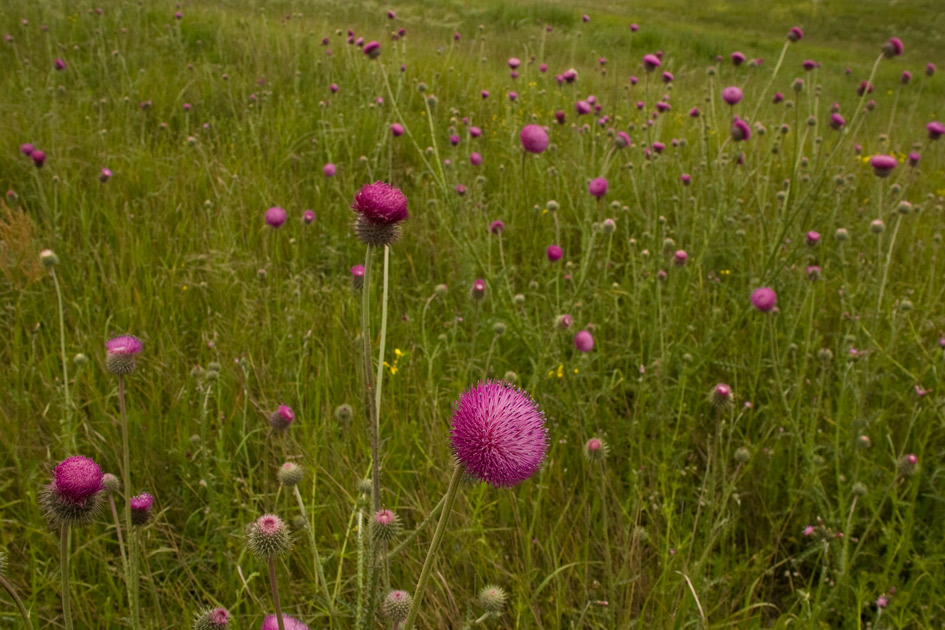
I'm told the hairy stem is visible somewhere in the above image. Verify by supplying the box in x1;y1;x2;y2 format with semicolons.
60;524;73;630
268;557;285;630
50;269;73;450
118;375;139;630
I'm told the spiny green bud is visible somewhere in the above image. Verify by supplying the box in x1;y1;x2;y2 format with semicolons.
493;322;507;335
852;482;868;497
334;403;353;423
371;509;402;543
382;590;412;622
546;199;559;211
478;585;507;614
434;283;449;297
73;353;88;366
512;294;525;305
102;473;121;495
246;514;292;559
734;447;751;463
583;437;609;462
502;371;518;383
193;607;230;630
40;249;59;268
357;478;373;496
207;362;221;372
278;462;303;487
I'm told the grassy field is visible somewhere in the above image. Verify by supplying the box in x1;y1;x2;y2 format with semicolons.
1;0;944;628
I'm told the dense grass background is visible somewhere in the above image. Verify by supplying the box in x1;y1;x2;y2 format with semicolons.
1;0;944;628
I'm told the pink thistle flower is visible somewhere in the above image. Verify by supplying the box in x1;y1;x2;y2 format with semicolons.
520;125;548;153
630;23;639;32
710;383;733;407
869;155;897;177
351;181;407;225
54;456;104;504
588;177;608;198
106;335;142;375
722;86;742;105
926;121;945;140
265;207;287;228
387;10;396;19
901;70;912;84
876;596;888;609
454;184;466;196
450;380;548;488
575;100;591;115
642;54;661;71
652;141;665;153
661;71;673;83
471;278;486;300
546;244;563;262
908;151;920;167
391;123;405;137
802;59;816;71
99;167;112;183
680;173;691;185
563;68;578;83
269;405;295;431
507;91;517;101
323;163;336;177
481;90;489;99
731;51;746;66
489;220;505;234
130;492;154;525
55;58;66;71
539;63;547;73
806;231;821;246
469;126;482;138
883;37;903;58
689;107;700;117
829;113;845;130
31;150;46;168
773;92;784;104
673;250;688;266
802;525;815;536
574;330;595;352
582;14;590;22
363;41;380;58
857;81;873;96
262;614;309;630
787;26;803;42
20;143;34;156
731;118;751;142
507;57;520;69
554;110;566;124
629;75;639;85
750;287;777;312
302;210;315;224
470;152;482;166
927;62;936;76
615;131;631;148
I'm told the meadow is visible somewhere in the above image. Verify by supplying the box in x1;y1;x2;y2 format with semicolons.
1;0;945;628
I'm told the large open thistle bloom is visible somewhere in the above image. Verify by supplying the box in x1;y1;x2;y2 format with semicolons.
450;381;548;488
40;455;105;526
351;181;408;246
261;614;309;630
106;335;142;375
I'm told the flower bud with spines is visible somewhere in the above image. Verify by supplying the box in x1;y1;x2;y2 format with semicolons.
278;463;303;487
247;514;292;559
479;585;508;614
371;509;402;543
382;590;412;622
193;607;231;630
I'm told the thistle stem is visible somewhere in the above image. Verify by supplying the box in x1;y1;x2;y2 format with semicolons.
108;493;128;572
373;244;391;513
268;557;286;630
0;574;31;628
403;464;464;630
50;268;73;450
60;524;73;630
292;486;334;616
384;493;447;562
117;375;139;630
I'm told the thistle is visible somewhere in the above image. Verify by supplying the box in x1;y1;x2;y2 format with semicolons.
248;514;293;630
193;607;230;630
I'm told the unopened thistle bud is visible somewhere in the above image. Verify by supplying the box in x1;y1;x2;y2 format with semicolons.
334;403;353;423
382;590;412;622
40;249;59;268
709;383;734;408
193;607;231;630
734;447;751;463
583;437;609;462
102;473;120;495
479;585;508;614
471;278;486;300
357;478;373;496
898;454;918;476
852;482;868;497
278;463;303;487
371;509;402;543
247;514;292;559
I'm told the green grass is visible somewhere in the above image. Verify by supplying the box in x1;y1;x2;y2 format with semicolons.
1;0;945;628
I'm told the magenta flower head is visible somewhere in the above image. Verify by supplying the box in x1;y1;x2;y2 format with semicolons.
673;250;688;266
870;154;897;177
350;264;365;289
546;244;563;262
469;126;482;138
481;90;489;99
722;86;742;106
829;113;845;130
908;151;921;167
615;131;631;148
806;231;821;246
323;163;336;177
927;62;936;76
390;123;405;137
554;110;566;124
574;330;594;352
661;71;674;83
731;51;746;66
508;91;518;101
710;383;733;407
247;514;292;559
269;405;295;431
362;39;381;57
507;57;520;69
194;607;230;630
471;278;486;300
575;100;591;115
106;335;142;375
489;220;505;234
802;59;816;71
261;614;309;630
680;173;692;186
730;118;751;142
99;167;112;183
450;380;548;488
588;177;608;198
20;143;34;156
563;68;578;83
901;70;912;84
130;492;154;526
302;209;315;224
539;63;548;72
520;125;548;154
55;58;66;71
351;181;408;246
652;141;666;153
926;121;945;140
773;92;784;104
31;150;46;168
750;287;777;312
265;206;287;228
582;13;590;22
470;152;482;166
787;26;803;42
41;455;104;526
642;54;661;71
883;37;904;58
857;81;874;96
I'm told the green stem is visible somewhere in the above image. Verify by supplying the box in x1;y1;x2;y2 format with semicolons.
0;574;31;628
292;486;335;616
875;214;901;321
118;376;139;630
403;464;464;630
50;269;73;450
373;245;391;513
268;557;286;630
108;493;128;574
60;524;73;630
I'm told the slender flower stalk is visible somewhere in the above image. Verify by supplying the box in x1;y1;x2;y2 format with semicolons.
46;259;75;449
60;525;73;630
288;481;334;615
268;559;285;630
0;571;32;627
